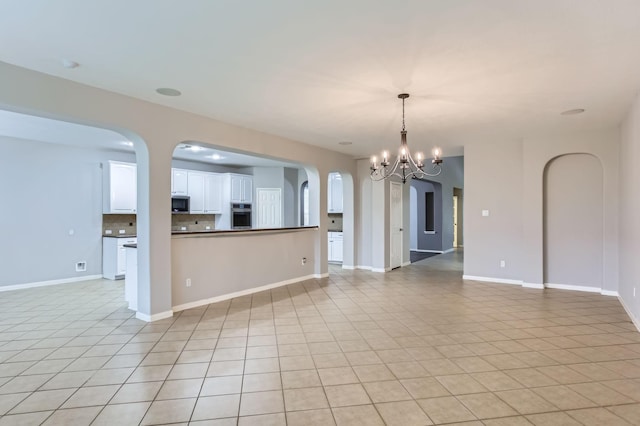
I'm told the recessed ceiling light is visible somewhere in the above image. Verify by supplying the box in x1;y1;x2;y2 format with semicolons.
561;108;585;115
211;154;224;160
156;87;182;97
120;141;134;147
338;141;352;145
62;59;79;69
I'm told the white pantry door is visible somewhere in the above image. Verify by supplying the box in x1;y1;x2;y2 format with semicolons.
257;188;282;228
390;181;403;269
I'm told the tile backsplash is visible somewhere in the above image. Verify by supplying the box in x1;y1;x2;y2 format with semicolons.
328;213;343;231
103;214;136;236
172;214;216;232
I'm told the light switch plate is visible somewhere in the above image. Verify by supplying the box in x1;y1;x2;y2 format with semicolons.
482;210;490;217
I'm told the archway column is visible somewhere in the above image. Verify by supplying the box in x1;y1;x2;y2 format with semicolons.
134;135;174;321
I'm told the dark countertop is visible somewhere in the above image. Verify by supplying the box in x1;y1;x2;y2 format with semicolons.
172;226;319;237
103;234;137;238
123;244;137;248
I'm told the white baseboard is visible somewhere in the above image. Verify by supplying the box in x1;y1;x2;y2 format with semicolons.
402;261;411;267
412;249;443;253
601;289;619;297
463;275;523;286
342;265;355;270
545;283;601;293
136;310;173;322
372;267;390;273
617;295;640;333
0;275;103;292
523;282;544;289
443;248;455;254
172;274;320;313
355;265;372;271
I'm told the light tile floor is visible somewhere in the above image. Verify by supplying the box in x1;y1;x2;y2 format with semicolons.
1;250;640;425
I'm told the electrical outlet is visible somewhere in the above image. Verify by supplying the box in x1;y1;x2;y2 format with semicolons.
500;260;506;268
119;229;126;234
181;226;187;231
205;226;211;230
75;261;87;272
301;257;307;265
186;278;192;287
105;229;113;235
482;210;490;217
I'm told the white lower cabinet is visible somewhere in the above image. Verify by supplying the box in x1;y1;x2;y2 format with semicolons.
103;237;137;280
328;232;343;263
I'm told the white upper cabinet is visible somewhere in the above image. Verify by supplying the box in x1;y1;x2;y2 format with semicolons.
187;172;205;214
103;161;137;214
188;171;223;214
204;173;223;213
230;174;252;203
171;168;189;195
328;172;343;213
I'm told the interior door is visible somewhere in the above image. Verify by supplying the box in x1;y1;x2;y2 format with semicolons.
390;181;403;269
453;195;458;247
257;188;282;228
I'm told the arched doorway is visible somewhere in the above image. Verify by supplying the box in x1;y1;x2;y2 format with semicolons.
544;153;603;290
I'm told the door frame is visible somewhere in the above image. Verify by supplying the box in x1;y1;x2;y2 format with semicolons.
390;181;403;269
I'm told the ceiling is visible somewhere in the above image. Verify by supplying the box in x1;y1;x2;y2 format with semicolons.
1;0;640;159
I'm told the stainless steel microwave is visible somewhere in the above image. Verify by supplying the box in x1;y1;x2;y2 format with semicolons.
171;196;190;213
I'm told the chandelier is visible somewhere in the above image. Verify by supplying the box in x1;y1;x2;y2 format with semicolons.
370;93;442;183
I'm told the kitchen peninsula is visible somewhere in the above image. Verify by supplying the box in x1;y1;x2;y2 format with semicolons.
125;226;319;314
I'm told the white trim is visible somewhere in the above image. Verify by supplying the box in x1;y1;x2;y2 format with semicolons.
463;275;523;285
617;295;640;333
172;274;320;313
523;282;545;289
136;310;173;322
423;230;436;235
601;289;619;297
401;261;411;267
545;283;601;293
341;265;355;270
443;248;455;254
371;267;390;273
412;249;444;253
0;275;103;292
355;265;372;271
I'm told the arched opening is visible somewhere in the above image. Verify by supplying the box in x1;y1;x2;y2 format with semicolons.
543;153;604;290
300;180;309;226
409;178;443;262
0;109;143;294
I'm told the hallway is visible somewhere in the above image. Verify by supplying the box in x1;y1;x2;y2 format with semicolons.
1;252;639;425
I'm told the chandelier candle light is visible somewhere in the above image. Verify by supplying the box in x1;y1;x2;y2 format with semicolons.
370;93;443;183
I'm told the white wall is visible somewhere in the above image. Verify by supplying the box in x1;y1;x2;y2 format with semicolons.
619;92;640;325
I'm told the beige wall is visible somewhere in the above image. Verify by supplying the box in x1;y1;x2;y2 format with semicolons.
620;92;640;325
464;130;619;293
544;154;603;289
0;62;356;318
171;230;317;309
